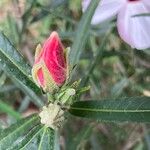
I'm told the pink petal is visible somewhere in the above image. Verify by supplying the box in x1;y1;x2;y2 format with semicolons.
37;68;44;86
142;0;150;9
117;1;150;49
82;0;125;25
42;32;66;85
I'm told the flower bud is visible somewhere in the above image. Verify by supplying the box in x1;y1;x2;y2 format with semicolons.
32;32;68;93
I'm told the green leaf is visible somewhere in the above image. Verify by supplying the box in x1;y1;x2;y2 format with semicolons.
111;78;129;97
18;96;30;113
0;32;40;94
0;32;44;107
0;115;40;150
31;0;68;23
37;127;55;150
10;124;43;150
24;127;56;150
0;100;21;119
81;29;112;87
66;124;93;150
0;72;6;86
11;77;44;107
69;0;100;66
69;97;150;122
0;114;56;150
7;15;20;46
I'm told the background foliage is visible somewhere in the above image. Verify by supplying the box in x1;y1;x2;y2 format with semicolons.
0;0;149;149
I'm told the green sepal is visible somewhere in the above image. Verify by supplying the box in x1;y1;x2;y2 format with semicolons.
64;47;71;84
57;88;76;104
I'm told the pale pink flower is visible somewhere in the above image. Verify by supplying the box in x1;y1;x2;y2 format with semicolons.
82;0;150;49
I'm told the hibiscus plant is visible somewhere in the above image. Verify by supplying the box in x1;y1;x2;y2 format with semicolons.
0;0;149;149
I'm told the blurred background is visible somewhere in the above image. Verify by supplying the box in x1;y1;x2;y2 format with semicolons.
0;0;150;149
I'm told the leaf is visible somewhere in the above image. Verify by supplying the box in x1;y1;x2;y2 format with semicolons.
69;97;150;122
111;78;129;97
11;77;44;107
0;114;56;150
0;100;21;119
0;72;6;86
10;124;43;150
69;0;100;66
18;96;30;113
0;32;44;107
7;15;20;46
37;127;55;150
66;124;93;150
31;0;68;23
21;0;37;36
24;127;56;150
0;114;40;150
81;29;112;87
0;32;41;94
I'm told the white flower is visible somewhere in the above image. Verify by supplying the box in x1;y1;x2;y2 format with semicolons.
82;0;150;49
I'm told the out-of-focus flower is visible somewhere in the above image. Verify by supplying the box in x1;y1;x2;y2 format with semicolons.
82;0;150;49
32;31;67;93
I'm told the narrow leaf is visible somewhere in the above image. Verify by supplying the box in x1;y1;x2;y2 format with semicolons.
81;29;112;87
69;97;150;122
66;125;93;150
0;32;40;93
0;114;40;150
31;0;68;23
37;127;55;150
24;127;55;150
10;124;43;150
11;77;44;107
70;0;100;66
0;100;21;119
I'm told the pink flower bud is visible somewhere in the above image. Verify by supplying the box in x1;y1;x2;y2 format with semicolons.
32;32;67;93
